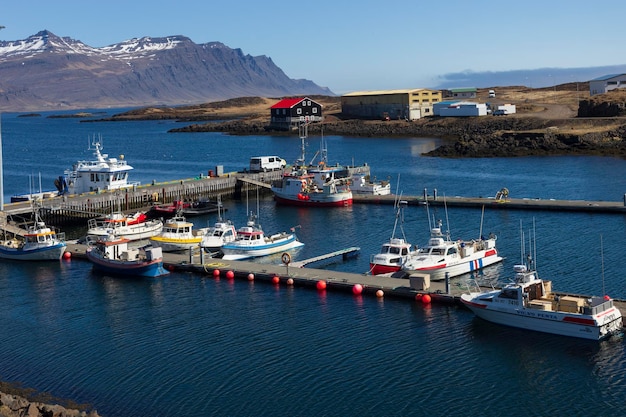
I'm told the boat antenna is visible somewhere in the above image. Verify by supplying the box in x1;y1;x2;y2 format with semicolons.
600;234;606;296
443;193;451;240
479;205;485;240
297;122;308;168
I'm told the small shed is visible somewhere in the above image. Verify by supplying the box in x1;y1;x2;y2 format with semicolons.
446;88;477;99
270;97;323;130
589;74;626;96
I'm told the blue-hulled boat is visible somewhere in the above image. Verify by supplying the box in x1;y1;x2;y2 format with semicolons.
87;233;169;277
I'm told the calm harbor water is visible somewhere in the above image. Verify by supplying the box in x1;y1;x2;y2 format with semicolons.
1;110;626;416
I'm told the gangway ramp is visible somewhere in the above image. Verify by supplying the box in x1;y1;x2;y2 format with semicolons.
291;247;360;268
238;177;272;189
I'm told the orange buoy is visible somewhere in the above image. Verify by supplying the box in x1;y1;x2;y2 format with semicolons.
62;251;71;260
226;270;235;279
213;269;220;278
287;278;294;285
272;275;280;284
422;294;432;304
376;289;384;298
352;284;363;295
247;273;255;281
316;280;327;290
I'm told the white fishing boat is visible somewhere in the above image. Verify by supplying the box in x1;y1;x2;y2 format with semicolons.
461;263;623;341
199;200;237;254
55;136;140;195
369;200;416;275
87;211;163;241
401;220;502;280
220;214;303;261
270;123;352;207
86;232;169;278
149;215;207;252
402;203;502;280
0;205;66;261
351;173;391;196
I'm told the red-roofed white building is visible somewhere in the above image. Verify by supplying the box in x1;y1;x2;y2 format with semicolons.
270;97;323;130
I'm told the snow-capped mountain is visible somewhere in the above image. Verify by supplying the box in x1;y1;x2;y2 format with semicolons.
0;30;333;111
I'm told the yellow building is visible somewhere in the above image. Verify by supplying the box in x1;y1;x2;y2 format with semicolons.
341;88;442;120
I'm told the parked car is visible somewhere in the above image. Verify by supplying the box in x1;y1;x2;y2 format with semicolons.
493;109;507;116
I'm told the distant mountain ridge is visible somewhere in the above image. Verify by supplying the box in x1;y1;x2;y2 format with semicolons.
0;30;333;111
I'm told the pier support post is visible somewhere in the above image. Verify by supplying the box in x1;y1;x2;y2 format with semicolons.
423;188;427;202
445;272;450;294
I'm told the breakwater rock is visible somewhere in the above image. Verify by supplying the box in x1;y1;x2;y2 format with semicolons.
0;390;100;417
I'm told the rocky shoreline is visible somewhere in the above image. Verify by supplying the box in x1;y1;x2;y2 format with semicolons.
168;115;626;158
0;383;100;417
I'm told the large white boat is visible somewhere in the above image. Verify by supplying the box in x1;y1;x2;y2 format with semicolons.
460;263;623;341
270;124;353;207
87;232;169;278
55;137;140;195
87;211;163;242
220;214;304;260
401;219;502;280
369;200;416;275
149;215;207;252
0;207;66;261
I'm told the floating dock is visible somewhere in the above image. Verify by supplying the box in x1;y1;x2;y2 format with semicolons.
63;242;626;322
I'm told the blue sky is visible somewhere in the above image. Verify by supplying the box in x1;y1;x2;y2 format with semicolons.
2;0;625;94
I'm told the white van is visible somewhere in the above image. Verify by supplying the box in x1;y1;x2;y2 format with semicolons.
249;156;287;172
488;90;496;98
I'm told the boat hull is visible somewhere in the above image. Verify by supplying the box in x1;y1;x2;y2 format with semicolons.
221;238;303;260
0;243;66;261
461;295;623;341
149;237;202;252
86;249;169;277
369;263;402;275
88;222;163;242
273;193;352;207
404;250;502;280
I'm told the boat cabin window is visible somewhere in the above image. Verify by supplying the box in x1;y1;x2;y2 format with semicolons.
431;248;444;256
401;248;408;256
447;247;457;256
390;247;400;255
499;288;518;299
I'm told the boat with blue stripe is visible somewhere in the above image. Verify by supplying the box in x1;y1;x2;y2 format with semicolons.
221;214;303;261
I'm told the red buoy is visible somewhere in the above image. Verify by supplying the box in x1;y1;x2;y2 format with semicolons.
415;293;423;301
272;276;280;284
213;269;220;278
287;278;294;285
422;294;432;304
247;273;255;281
226;270;235;279
604;295;611;301
352;284;363;295
62;251;71;260
316;280;327;290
